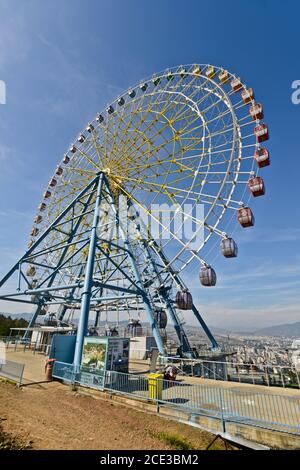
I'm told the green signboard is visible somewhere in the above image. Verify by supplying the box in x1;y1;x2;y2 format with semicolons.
81;337;108;387
80;336;130;388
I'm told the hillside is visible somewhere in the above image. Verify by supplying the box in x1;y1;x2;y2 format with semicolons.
253;322;300;338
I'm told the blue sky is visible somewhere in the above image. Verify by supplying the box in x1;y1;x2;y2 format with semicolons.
0;0;299;331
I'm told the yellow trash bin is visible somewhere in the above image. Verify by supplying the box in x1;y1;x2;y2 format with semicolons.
148;373;164;401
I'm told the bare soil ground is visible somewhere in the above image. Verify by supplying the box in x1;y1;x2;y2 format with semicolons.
0;380;234;450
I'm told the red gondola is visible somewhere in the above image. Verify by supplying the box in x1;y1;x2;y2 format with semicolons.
238;207;255;227
255;148;270;168
255;124;269;143
242;88;254;104
248;177;265;197
250;103;264;120
231;77;243;92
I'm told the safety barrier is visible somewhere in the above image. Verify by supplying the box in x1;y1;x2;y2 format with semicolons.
162;356;300;389
52;362;300;435
0;359;25;386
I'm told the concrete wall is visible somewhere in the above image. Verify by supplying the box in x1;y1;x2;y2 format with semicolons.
129;336;157;360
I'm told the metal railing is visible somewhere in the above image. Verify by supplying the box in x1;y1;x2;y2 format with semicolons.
1;335;299;389
0;359;24;386
52;361;300;435
161;356;300;390
0;336;51;355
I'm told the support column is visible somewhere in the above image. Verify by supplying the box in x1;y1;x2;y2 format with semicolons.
191;304;219;351
73;174;104;372
105;175;166;355
124;242;166;355
23;304;43;340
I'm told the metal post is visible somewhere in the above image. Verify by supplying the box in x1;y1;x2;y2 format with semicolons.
250;364;255;385
218;388;226;433
73;174;104;372
280;367;285;388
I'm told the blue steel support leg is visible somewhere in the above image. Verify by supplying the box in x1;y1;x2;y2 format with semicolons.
141;240;193;355
73;173;104;372
150;240;219;351
124;246;166;355
23;304;43;341
104;175;166;355
191;304;219;351
160;292;193;355
0;174;100;291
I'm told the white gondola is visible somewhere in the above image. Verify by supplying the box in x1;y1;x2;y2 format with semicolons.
86;123;94;133
219;69;230;84
55;166;63;176
193;65;201;76
118;97;125;106
139;83;148;92
220;238;238;258
199;267;217;286
34;215;42;224
175;290;193;310
43;190;51;199
96;114;104;123
152;76;160;86
63;154;70;164
206;66;216;79
180;68;187;79
26;266;36;277
77;134;86;143
128;89;136;98
39;202;47;212
166;71;174;81
49;178;57;188
106;105;114;114
31;227;39;237
70;145;77;153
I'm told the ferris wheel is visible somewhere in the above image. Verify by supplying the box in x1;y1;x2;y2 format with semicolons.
0;64;270;360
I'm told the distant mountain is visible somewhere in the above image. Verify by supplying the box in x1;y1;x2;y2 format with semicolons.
2;313;300;338
253;322;300;338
